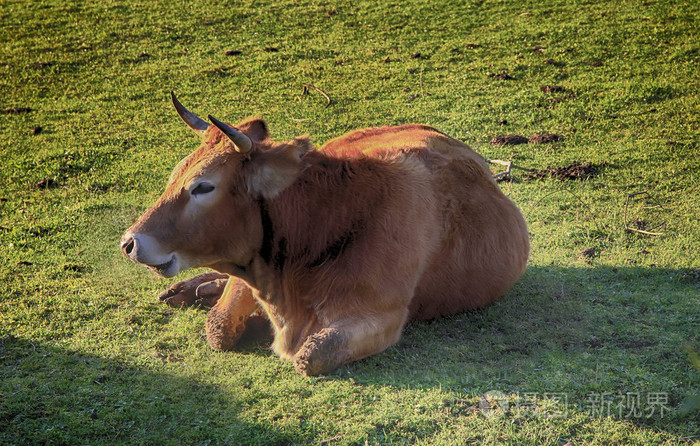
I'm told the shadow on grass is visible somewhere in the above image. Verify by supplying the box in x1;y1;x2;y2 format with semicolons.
0;335;289;446
342;265;699;434
2;266;697;443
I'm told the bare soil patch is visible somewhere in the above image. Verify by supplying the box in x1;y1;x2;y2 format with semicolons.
490;134;528;145
34;61;54;69
524;161;599;181
35;178;57;189
488;71;514;80
540;85;566;93
1;107;32;114
579;247;597;263
490;133;563;145
529;133;563;144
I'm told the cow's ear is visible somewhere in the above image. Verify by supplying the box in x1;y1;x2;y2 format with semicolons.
236;118;269;142
244;137;311;199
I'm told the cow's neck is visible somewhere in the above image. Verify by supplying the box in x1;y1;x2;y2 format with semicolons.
276;154;386;265
246;151;394;296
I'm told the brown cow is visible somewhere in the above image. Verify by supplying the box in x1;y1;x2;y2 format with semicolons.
121;93;529;376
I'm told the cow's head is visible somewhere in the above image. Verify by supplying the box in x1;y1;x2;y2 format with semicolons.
120;93;311;277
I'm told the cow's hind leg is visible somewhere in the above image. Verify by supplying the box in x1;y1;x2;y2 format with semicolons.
158;272;229;307
205;278;264;351
293;309;408;376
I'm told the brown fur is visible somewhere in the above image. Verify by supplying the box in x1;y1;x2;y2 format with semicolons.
123;118;529;376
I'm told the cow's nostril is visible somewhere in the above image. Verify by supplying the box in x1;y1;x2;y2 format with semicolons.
121;238;135;257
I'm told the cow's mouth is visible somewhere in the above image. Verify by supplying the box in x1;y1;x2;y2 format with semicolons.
148;257;175;277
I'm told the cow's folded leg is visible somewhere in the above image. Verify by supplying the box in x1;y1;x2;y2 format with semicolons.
293;328;350;376
157;272;229;307
205;278;260;351
293;309;408;376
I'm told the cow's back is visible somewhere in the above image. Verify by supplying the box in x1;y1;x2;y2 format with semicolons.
321;125;529;320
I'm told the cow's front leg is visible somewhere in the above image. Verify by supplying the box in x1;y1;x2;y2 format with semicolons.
205;278;263;351
293;308;408;376
157;272;229;307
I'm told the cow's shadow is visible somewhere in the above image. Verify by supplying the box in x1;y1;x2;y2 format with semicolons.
0;335;291;444
330;265;699;434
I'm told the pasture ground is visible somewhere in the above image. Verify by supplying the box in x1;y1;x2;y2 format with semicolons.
1;0;699;444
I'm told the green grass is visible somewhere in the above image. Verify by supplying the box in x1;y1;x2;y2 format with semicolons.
1;0;699;444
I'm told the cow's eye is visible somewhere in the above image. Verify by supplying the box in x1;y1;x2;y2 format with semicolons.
191;182;215;196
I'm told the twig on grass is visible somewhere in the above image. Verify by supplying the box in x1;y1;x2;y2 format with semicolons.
487;158;512;182
283;111;310;123
318;436;343;445
525;186;605;234
419;65;425;100
287;84;332;122
623;191;665;236
302;84;332;107
625;227;665;236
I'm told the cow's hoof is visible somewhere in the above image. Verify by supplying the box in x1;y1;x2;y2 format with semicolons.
157;272;228;307
194;277;229;307
294;328;349;376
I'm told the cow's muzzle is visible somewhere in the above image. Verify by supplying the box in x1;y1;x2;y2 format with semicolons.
121;232;179;277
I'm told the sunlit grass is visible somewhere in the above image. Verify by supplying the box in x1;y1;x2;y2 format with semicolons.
1;0;698;444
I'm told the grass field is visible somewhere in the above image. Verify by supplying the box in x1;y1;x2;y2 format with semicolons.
1;0;699;444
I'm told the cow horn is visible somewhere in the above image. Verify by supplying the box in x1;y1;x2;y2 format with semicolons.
171;91;210;135
208;115;253;153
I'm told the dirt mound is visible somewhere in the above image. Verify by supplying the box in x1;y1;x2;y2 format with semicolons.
488;71;514;80
529;133;563;144
491;133;563;145
524;161;598;181
490;134;529;145
540;85;565;93
1;107;32;114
